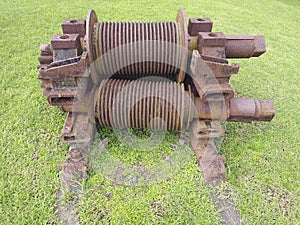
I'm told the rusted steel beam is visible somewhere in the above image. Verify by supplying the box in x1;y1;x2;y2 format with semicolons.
60;112;95;143
190;117;243;224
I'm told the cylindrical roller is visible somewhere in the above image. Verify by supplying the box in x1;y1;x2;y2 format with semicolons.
95;79;193;130
93;22;181;76
86;10;188;83
228;98;275;122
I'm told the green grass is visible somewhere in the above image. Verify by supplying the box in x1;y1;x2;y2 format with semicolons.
0;0;299;224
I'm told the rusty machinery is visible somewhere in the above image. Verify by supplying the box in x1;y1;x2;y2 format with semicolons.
37;9;275;221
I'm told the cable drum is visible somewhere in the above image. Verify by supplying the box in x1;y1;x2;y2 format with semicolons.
95;79;194;131
94;22;182;77
87;10;188;83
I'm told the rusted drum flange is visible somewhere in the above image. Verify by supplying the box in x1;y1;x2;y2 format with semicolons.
176;9;188;83
86;10;99;84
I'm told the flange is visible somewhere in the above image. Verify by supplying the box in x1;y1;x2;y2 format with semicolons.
176;9;188;83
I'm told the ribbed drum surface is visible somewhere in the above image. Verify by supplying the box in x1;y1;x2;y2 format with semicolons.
92;22;183;78
95;79;193;130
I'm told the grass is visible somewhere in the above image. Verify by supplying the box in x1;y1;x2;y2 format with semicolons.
0;0;299;224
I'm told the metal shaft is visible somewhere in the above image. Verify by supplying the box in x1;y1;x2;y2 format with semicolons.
95;79;275;131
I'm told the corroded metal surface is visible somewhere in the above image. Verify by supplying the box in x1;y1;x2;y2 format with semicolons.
95;79;193;130
228;98;275;122
88;9;188;83
225;35;266;58
93;78;274;132
93;22;181;77
175;9;188;82
188;17;213;35
37;9;275;225
190;119;243;224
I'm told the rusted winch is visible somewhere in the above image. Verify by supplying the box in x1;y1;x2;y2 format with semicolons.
37;9;275;185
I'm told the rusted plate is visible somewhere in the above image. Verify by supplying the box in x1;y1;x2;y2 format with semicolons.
204;61;239;78
38;52;88;80
53;49;79;61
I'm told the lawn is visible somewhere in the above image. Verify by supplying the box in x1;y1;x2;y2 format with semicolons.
0;0;299;224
